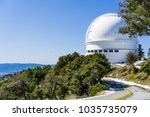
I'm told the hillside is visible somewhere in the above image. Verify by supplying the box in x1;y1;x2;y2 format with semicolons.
108;58;150;85
0;52;110;100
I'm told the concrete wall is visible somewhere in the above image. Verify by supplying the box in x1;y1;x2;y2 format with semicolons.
86;40;137;63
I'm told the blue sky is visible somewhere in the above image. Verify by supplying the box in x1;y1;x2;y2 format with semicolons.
0;0;149;64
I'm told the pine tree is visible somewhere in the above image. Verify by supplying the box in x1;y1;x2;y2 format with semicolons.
119;0;150;37
147;48;150;57
137;44;144;60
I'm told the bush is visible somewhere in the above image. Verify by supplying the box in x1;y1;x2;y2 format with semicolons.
88;83;108;97
0;52;110;99
140;58;150;75
126;51;137;65
54;53;110;96
135;72;148;82
125;73;135;81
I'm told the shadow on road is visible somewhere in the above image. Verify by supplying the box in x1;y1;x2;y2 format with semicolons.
102;80;130;91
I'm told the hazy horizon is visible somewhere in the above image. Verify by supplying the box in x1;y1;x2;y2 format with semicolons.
0;0;149;64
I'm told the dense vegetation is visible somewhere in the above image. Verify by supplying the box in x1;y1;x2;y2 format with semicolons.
118;0;150;84
109;58;150;85
119;0;150;37
0;52;110;100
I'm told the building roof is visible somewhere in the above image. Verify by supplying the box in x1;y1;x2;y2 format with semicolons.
86;13;130;43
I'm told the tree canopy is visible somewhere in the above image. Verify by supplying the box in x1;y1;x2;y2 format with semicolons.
0;52;110;100
126;51;137;65
147;48;150;57
141;58;150;75
119;0;150;37
137;44;144;60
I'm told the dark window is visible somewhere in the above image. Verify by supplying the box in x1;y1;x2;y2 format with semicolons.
94;50;98;53
99;50;102;52
115;50;119;52
109;50;113;52
104;49;108;52
88;50;90;53
91;50;93;53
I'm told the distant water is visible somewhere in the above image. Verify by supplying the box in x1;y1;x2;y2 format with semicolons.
0;64;55;77
0;63;44;77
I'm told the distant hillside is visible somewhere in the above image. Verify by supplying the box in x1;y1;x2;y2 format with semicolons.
0;63;44;75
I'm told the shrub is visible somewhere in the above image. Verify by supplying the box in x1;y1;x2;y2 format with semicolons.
126;51;137;65
88;83;108;97
135;72;148;81
141;58;150;75
126;73;135;81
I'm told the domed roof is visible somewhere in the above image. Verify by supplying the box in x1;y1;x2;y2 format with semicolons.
86;13;130;42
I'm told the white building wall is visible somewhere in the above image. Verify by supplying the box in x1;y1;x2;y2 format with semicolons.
86;49;135;63
86;40;137;50
85;13;137;63
86;40;137;63
103;50;135;63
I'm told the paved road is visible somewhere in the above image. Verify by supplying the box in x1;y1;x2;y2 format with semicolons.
126;86;150;100
86;79;150;100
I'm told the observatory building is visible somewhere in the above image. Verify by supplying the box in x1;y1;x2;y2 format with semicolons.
86;13;137;63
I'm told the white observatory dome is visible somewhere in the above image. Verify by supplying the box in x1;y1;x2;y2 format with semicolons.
86;13;137;63
86;13;129;42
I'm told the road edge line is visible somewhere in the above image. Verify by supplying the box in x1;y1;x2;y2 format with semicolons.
115;88;132;100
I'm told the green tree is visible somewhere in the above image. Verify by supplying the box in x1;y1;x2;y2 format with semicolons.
43;74;68;100
56;53;110;96
0;79;29;99
147;48;150;57
0;52;111;99
32;85;45;99
137;44;144;60
89;83;108;97
126;51;137;65
119;0;150;37
54;52;79;75
126;51;138;73
141;58;150;75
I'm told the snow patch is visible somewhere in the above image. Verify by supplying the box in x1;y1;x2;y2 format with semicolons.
79;89;115;100
105;77;150;91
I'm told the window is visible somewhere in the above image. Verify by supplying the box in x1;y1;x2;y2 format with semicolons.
109;50;113;52
91;50;93;53
88;50;90;53
115;50;119;52
104;49;108;52
94;50;98;53
99;50;102;52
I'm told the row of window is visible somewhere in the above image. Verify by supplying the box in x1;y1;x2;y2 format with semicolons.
87;49;119;53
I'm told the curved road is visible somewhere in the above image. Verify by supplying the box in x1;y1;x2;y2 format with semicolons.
86;79;150;100
126;86;150;100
